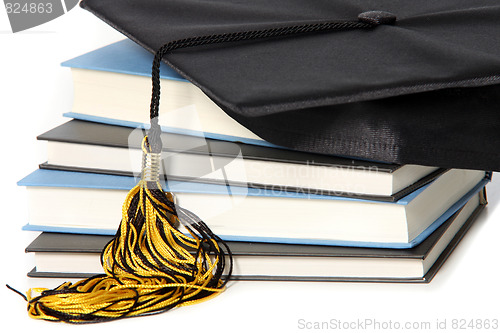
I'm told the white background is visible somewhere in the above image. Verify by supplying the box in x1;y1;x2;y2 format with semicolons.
1;4;499;332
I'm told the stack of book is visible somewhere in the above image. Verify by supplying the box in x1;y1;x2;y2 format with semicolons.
18;39;491;283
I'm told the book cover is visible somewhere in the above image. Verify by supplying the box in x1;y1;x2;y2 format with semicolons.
61;38;185;81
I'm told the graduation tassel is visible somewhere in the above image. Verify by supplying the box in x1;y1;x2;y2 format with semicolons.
22;43;233;324
24;137;232;323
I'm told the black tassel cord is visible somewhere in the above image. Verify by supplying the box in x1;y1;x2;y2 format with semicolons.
15;13;388;323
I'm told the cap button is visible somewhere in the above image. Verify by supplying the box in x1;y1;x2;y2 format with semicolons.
358;11;397;25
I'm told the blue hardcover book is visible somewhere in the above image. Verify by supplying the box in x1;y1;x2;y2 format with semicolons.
25;193;487;284
62;39;275;147
18;169;489;248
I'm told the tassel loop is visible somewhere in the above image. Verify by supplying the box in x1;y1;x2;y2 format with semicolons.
141;149;162;184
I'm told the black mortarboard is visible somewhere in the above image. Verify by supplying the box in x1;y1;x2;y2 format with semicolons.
79;0;500;171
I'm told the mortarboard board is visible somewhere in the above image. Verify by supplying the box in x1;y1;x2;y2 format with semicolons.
79;0;500;171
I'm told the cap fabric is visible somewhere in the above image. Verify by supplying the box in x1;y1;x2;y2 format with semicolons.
81;0;500;171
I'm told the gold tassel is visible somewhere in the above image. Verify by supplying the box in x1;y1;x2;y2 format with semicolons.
25;137;232;323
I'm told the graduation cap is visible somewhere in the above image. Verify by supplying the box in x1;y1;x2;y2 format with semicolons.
20;0;500;323
76;0;500;172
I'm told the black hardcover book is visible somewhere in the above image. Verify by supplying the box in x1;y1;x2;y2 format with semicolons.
38;120;445;202
26;188;487;283
80;0;500;172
